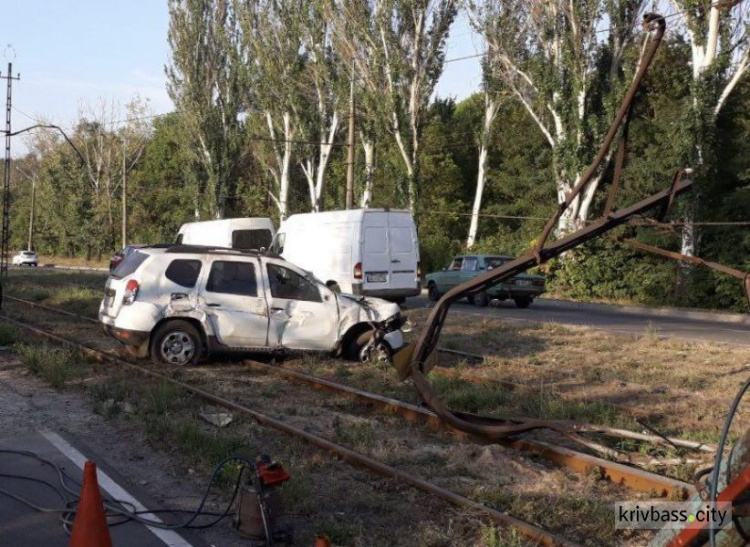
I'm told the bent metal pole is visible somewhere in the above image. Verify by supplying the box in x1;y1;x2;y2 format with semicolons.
394;13;697;442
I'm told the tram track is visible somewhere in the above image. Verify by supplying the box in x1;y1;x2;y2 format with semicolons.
2;292;701;500
0;309;577;547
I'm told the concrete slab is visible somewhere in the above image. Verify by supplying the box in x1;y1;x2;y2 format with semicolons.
0;430;202;547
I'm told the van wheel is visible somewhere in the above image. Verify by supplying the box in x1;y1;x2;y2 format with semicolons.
151;320;203;366
427;282;440;302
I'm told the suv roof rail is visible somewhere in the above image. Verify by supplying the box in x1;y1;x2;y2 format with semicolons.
163;244;268;256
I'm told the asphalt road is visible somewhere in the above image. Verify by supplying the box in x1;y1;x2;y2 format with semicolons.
406;294;750;347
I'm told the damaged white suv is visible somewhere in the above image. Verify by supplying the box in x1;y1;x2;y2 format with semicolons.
99;245;407;366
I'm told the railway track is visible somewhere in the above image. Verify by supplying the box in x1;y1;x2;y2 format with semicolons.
0;301;577;546
2;292;702;499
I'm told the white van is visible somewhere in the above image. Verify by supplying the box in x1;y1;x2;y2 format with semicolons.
270;209;421;302
176;218;275;251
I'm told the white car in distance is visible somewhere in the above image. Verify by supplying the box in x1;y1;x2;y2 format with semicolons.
12;250;38;267
99;245;407;366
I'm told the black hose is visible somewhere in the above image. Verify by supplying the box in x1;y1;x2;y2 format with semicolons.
709;376;750;547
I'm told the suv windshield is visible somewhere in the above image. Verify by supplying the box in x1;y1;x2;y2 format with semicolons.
112;251;149;279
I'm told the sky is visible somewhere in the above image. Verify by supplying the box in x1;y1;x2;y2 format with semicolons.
0;1;483;157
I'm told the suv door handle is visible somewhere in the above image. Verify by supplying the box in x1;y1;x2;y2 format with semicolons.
206;303;221;307
271;307;284;312
391;259;401;263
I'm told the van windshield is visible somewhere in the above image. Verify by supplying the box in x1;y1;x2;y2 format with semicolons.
232;229;272;250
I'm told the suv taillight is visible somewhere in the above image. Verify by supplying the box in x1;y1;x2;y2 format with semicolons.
123;279;139;305
353;262;363;280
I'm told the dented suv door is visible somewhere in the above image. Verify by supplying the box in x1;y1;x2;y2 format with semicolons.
198;258;269;347
263;259;339;350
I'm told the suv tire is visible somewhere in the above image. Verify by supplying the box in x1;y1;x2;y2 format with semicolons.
151;320;203;366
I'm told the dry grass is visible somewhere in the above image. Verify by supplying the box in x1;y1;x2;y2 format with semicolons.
36;254;109;269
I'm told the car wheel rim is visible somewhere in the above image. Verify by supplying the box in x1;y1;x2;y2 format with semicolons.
360;342;390;364
159;331;195;365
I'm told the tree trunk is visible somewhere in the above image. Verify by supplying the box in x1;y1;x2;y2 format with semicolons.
467;146;488;249
360;139;374;208
467;95;499;249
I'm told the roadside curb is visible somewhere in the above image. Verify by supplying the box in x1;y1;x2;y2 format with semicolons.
536;297;750;325
415;289;749;325
43;265;109;273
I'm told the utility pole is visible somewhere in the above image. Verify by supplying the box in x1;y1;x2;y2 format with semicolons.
121;137;127;249
0;63;20;277
27;175;34;251
345;67;355;209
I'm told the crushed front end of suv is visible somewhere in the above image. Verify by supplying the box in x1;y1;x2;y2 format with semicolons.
99;245;407;366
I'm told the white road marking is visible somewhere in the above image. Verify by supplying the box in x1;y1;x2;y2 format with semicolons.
39;429;195;547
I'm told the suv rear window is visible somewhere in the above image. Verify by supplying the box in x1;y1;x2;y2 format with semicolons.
232;229;272;250
165;259;202;288
112;251;149;279
206;261;257;296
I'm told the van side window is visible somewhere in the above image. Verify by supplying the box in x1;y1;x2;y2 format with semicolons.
461;257;478;272
206;261;257;296
267;264;321;303
165;259;202;288
449;257;463;271
232;229;272;250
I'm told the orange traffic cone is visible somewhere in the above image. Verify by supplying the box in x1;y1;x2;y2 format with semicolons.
314;535;331;547
69;461;113;547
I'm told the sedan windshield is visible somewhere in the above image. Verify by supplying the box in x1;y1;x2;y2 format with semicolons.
485;257;510;270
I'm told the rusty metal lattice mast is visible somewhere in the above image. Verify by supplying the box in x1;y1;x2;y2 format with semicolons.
0;63;20;277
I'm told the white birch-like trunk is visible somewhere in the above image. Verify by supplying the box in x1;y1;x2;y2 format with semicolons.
311;112;340;212
278;112;293;221
467;95;500;249
360;139;375;208
467;146;489;249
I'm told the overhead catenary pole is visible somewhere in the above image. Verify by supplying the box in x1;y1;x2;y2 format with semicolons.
121;137;127;249
27;176;34;251
345;66;355;209
0;63;20;277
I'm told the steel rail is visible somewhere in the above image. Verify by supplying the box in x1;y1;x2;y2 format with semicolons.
4;295;99;324
0;313;576;547
240;359;696;499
